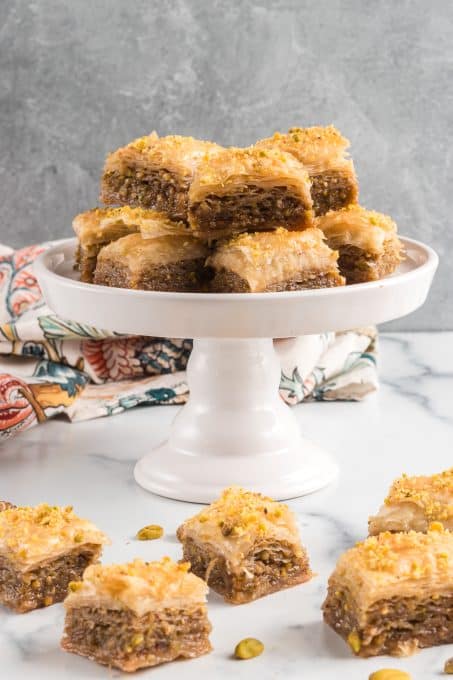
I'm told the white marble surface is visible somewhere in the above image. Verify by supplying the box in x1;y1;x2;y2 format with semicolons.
0;332;452;680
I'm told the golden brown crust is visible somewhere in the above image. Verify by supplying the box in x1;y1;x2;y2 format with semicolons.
64;557;209;617
369;469;453;534
315;205;400;252
206;227;344;293
73;207;189;245
103;133;222;179
0;504;109;570
189;146;312;200
327;525;453;611
96;232;208;267
256;125;353;173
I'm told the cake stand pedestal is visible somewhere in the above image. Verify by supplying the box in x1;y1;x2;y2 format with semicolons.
36;237;438;502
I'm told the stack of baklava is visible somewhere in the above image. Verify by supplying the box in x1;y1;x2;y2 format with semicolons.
73;126;404;293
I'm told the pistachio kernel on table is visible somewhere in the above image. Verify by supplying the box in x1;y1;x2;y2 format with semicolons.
136;524;164;540
445;658;453;674
369;670;412;680
234;638;264;660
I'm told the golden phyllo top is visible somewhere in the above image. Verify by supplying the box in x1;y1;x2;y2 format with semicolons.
104;132;222;177
97;232;208;265
214;226;334;260
189;146;312;201
332;525;453;607
256;124;352;171
177;487;303;564
73;206;189;244
65;557;208;616
0;504;109;568
315;205;401;254
385;469;453;522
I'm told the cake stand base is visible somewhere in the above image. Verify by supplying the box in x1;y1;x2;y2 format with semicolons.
134;338;338;502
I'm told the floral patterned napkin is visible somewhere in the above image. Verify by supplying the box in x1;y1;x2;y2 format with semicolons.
0;243;378;441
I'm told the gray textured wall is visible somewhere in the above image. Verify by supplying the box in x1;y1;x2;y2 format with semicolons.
1;0;451;329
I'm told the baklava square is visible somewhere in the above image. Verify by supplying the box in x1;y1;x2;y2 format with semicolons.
323;526;453;657
61;557;212;672
256;125;359;216
207;227;345;292
188;146;313;240
369;468;453;535
93;232;210;292
100;133;222;220
177;486;312;604
315;205;404;283
0;504;109;613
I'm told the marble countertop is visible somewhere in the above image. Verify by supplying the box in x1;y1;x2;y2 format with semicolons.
1;332;451;680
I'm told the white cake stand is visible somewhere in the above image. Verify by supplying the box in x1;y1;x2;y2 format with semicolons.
36;237;438;502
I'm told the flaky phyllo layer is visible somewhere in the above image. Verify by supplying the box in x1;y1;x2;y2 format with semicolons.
64;557;209;618
95;232;208;269
206;227;344;292
73;206;190;247
369;468;453;534
0;504;109;571
256;125;354;174
315;205;403;255
177;486;305;568
188;146;314;237
327;525;453;610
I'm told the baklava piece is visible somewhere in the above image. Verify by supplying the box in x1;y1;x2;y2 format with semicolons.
256;125;358;216
207;227;345;293
61;557;211;672
73;206;192;282
93;232;209;292
323;526;453;657
177;486;312;604
315;205;404;284
100;132;221;220
369;468;453;535
188;146;313;240
0;503;109;613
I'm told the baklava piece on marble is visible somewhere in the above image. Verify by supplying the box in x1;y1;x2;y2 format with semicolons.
0;503;109;613
177;486;312;604
323;526;453;657
61;557;212;672
207;227;345;293
256;125;359;216
315;205;404;284
188;146;313;240
369;468;453;535
93;232;209;292
100;133;222;220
